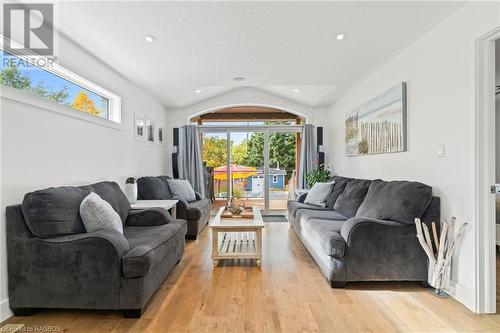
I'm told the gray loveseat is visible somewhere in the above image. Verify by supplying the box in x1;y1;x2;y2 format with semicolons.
6;181;186;318
137;176;211;239
288;176;440;287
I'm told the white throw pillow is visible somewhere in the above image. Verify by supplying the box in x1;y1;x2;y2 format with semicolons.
304;181;335;207
80;192;123;234
167;179;197;202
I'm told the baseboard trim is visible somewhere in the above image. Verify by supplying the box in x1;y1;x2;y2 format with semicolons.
0;298;12;323
446;280;475;312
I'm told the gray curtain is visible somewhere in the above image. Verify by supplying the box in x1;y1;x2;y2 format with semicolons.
178;125;206;197
298;124;318;189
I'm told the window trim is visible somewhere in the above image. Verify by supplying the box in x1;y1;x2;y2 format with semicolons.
0;36;122;125
272;175;278;183
1;85;123;130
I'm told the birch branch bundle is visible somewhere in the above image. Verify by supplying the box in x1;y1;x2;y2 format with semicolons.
415;217;468;290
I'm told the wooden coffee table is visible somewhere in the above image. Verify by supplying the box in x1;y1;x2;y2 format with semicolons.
210;206;264;267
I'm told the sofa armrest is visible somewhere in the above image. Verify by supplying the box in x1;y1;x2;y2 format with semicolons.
194;191;203;200
126;208;172;227
171;195;204;221
340;217;408;245
7;229;129;309
172;195;188;219
339;216;428;281
40;229;130;257
297;193;308;203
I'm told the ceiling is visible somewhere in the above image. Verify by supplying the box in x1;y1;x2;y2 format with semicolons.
55;1;464;109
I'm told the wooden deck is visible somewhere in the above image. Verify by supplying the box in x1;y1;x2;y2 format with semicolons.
2;222;500;332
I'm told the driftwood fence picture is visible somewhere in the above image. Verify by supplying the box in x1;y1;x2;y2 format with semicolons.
345;83;407;156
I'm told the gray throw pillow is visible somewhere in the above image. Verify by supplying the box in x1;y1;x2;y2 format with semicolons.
304;181;335;207
167;179;196;202
356;180;432;224
79;192;123;234
334;179;372;217
326;176;351;209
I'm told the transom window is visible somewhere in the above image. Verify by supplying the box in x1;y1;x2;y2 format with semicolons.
1;42;121;124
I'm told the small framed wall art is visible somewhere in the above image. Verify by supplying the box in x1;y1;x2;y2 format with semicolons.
134;114;146;141
146;117;156;144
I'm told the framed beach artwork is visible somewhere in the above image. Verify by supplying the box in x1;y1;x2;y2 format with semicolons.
134;114;145;141
146;117;156;143
345;82;407;156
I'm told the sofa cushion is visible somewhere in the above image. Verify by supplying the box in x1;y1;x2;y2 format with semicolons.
22;181;129;238
296;209;348;223
300;219;346;258
333;179;372;218
137;176;172;200
326;176;351;209
287;201;330;218
356;180;433;224
168;179;196;203
304;181;335;207
80;192;124;234
122;220;186;278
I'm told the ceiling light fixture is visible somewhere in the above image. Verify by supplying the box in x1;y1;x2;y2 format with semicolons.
195;89;202;94
336;33;347;41
293;88;300;93
233;77;245;82
144;35;157;43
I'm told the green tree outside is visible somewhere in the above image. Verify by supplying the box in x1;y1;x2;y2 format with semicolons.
202;124;297;181
1;64;69;103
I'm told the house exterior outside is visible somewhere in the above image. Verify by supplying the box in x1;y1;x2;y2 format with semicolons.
244;168;286;192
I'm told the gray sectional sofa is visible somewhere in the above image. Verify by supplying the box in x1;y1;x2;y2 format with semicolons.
6;181;186;318
137;176;212;239
288;176;440;287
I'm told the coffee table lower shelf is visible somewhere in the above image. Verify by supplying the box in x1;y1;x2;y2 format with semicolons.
211;229;262;267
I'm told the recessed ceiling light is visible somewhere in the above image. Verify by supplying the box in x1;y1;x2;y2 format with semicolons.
144;35;157;43
195;89;202;94
233;77;245;82
293;88;300;93
336;33;347;41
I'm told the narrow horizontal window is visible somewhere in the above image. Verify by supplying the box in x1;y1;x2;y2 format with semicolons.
1;48;121;124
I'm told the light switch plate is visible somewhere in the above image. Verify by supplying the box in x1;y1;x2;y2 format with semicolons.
437;144;445;158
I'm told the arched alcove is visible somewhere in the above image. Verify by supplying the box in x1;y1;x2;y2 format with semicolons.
187;104;307;124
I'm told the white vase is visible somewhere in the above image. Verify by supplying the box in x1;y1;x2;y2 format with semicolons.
125;182;137;204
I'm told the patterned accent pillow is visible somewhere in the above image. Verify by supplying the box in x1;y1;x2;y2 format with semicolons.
79;192;123;234
304;181;335;207
167;179;196;202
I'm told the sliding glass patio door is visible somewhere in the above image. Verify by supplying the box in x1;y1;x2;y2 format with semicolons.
229;130;265;210
201;132;228;202
201;125;301;212
268;129;297;211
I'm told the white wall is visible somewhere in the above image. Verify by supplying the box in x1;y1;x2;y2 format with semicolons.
496;40;500;183
0;35;169;322
165;87;326;173
496;97;500;183
323;2;500;311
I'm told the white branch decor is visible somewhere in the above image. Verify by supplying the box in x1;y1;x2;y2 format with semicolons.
414;217;468;297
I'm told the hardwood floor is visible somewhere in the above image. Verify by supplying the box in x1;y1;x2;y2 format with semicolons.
3;222;500;332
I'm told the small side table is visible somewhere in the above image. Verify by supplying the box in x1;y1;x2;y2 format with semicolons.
130;200;178;219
